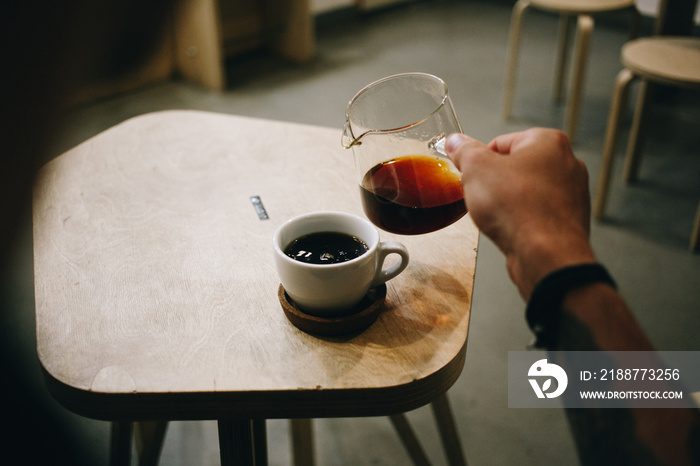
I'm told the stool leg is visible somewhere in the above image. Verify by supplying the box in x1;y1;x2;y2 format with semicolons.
553;15;573;103
594;68;635;219
622;79;651;183
431;393;467;466
110;421;133;466
503;0;530;120
290;419;315;466
564;14;593;144
135;421;168;466
389;414;431;466
691;200;700;251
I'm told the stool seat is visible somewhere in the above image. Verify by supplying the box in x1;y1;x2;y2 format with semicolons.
531;0;634;14
502;0;638;143
593;37;700;251
622;37;700;87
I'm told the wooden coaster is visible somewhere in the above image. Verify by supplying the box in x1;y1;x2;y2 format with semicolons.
278;284;386;337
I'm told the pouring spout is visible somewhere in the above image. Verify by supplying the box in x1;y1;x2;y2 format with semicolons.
342;120;363;149
342;135;361;149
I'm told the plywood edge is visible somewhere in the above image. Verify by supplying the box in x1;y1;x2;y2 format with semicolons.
40;341;466;421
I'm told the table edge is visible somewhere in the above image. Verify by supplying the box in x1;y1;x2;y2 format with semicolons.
41;341;467;421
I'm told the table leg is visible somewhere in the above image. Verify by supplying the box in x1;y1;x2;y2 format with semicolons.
135;421;169;466
291;419;315;466
110;421;133;466
218;419;268;466
252;419;268;465
389;414;431;466
431;393;467;466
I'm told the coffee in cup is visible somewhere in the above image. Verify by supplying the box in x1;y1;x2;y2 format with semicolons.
273;211;409;316
284;231;368;264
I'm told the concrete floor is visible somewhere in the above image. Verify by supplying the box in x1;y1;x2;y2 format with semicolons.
4;0;700;464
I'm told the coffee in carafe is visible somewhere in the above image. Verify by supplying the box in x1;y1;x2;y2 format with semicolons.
360;155;466;235
343;73;467;235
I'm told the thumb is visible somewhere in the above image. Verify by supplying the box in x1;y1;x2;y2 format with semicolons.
445;133;489;173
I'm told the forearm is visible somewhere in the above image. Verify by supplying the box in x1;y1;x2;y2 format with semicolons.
445;129;699;464
551;283;700;466
557;283;653;352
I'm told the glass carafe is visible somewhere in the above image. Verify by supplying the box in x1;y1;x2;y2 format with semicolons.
342;73;467;235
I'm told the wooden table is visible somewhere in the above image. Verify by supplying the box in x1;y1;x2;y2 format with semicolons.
33;111;478;464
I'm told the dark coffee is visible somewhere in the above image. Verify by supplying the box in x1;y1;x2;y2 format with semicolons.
360;154;467;235
284;232;369;264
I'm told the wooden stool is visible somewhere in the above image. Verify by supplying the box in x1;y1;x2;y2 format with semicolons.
502;0;638;143
593;37;700;251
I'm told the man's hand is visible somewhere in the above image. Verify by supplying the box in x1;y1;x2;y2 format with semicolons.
446;128;596;300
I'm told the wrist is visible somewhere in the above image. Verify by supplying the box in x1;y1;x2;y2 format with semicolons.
526;263;617;349
508;228;596;301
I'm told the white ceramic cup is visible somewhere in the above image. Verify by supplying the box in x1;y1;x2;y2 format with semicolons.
273;211;409;316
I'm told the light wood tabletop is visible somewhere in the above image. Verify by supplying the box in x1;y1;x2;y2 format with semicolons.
33;110;478;424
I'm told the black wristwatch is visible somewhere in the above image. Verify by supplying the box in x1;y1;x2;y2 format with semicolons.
525;263;617;349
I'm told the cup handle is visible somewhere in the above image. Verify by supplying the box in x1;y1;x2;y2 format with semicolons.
371;242;409;287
